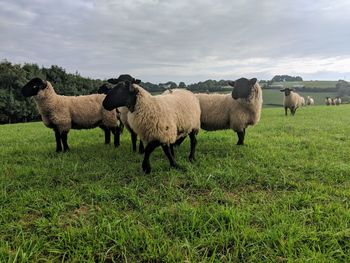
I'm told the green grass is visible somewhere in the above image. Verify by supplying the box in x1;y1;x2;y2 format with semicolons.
263;89;338;107
271;81;338;89
1;105;350;262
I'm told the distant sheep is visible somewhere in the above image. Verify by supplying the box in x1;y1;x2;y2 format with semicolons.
196;78;262;145
306;96;314;106
103;82;201;174
299;96;305;106
335;97;342;105
22;78;120;152
331;98;336;105
280;88;302;116
325;97;332;106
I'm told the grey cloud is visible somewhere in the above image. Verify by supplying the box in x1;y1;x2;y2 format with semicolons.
0;0;349;83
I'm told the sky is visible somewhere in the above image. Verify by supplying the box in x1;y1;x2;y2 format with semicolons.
1;0;350;83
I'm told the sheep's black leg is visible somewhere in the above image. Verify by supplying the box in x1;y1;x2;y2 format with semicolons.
61;131;70;152
100;126;110;144
285;107;288;116
175;136;186;146
142;141;160;174
130;130;137;152
236;129;245;145
139;140;145;154
161;144;179;168
189;131;197;162
112;127;120;147
170;144;175;158
54;129;62;152
291;107;296;116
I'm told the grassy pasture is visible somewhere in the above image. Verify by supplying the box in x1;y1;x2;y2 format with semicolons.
1;105;350;262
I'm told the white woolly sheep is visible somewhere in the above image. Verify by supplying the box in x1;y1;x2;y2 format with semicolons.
22;78;120;152
195;78;262;145
335;97;342;105
325;97;332;106
103;82;201;174
299;96;305;106
331;98;336;105
306;96;314;106
280;88;302;116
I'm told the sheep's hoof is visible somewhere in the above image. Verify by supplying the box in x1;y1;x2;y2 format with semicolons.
142;163;151;174
237;142;244;146
56;148;62;153
63;148;70;152
189;156;196;163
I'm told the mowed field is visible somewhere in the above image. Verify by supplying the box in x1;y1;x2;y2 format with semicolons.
1;105;350;262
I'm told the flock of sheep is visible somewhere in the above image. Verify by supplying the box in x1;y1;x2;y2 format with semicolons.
280;88;342;116
21;75;262;173
21;76;341;173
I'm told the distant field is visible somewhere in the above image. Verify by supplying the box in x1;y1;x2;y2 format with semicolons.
270;81;338;89
1;105;350;262
263;89;338;107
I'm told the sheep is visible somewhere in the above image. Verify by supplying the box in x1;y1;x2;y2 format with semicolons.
331;98;336;105
306;96;314;106
102;81;201;174
21;77;120;152
96;84;124;146
335;97;342;105
280;88;302;116
106;75;145;154
195;77;262;145
325;97;332;106
299;96;305;106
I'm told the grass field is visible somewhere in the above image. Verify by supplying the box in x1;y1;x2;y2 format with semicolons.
1;105;350;262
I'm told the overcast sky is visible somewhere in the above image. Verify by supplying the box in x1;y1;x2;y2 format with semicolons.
1;0;350;83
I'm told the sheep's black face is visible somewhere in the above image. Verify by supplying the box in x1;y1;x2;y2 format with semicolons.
21;77;47;97
229;78;257;100
103;82;138;112
280;88;292;96
97;84;111;94
108;74;141;85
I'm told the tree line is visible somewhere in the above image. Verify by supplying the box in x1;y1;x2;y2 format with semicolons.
1;60;348;124
0;61;231;124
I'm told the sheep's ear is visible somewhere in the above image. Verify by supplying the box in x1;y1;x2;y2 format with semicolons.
107;78;119;84
228;81;235;87
134;79;141;84
249;78;257;85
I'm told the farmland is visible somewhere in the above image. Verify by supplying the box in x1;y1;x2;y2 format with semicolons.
1;105;349;262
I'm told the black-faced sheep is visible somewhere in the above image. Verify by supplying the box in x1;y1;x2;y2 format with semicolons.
102;81;201;174
325;97;332;106
106;75;145;154
21;78;120;152
195;78;262;145
96;84;124;147
280;88;302;116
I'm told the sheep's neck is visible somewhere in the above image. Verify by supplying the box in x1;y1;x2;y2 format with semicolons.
34;85;58;115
